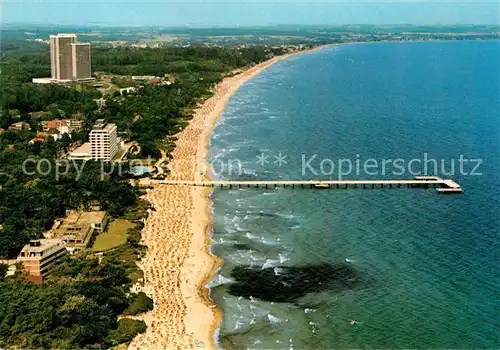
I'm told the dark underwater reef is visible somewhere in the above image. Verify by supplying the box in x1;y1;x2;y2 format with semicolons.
228;263;368;303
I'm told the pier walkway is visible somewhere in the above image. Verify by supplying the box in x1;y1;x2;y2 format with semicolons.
154;176;462;194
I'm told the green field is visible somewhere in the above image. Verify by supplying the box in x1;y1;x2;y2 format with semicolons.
92;219;136;252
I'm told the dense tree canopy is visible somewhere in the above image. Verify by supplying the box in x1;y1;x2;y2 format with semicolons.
0;256;146;349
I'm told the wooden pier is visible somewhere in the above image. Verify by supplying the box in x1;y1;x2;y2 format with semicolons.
155;176;462;194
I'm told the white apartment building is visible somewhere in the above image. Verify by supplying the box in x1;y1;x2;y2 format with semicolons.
89;119;118;161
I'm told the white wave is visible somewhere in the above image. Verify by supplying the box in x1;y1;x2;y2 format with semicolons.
274;267;285;276
236;249;255;258
249;253;263;261
207;274;235;288
216;238;237;245
224;227;237;234
262;259;280;270
234;320;244;330
278;213;298;220
261;238;278;246
279;253;289;264
304;308;316;314
246;232;259;240
234;223;248;232
345;258;356;263
217;147;239;157
268;314;282;324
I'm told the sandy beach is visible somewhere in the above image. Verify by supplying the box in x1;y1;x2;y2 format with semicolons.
128;48;327;350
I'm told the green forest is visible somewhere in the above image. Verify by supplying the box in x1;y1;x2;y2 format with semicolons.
0;256;150;348
0;43;295;348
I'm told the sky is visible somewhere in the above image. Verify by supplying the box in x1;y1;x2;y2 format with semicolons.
1;0;499;27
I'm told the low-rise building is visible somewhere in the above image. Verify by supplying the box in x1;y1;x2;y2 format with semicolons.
17;239;68;284
42;119;70;134
53;211;110;253
120;87;137;95
131;75;161;81
68;142;92;160
70;113;84;131
29;132;51;144
8;122;31;131
32;77;53;84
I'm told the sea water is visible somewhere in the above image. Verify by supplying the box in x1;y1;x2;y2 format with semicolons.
208;41;500;348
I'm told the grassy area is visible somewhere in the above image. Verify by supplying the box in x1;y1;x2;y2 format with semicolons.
92;219;136;252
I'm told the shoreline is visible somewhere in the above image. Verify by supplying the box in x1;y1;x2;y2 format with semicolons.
128;46;332;350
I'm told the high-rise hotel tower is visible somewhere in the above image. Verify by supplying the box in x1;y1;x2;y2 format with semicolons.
50;34;92;82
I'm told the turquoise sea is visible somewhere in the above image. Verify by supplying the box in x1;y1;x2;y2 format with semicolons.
207;41;500;349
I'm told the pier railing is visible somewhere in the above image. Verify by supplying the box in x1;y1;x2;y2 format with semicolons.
153;176;462;194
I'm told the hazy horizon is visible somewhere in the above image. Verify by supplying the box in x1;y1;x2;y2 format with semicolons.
2;23;499;29
2;1;499;27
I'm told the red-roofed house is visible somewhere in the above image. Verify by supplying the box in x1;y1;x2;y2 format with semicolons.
42;120;70;135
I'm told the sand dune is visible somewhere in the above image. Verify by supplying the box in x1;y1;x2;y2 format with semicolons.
128;51;315;350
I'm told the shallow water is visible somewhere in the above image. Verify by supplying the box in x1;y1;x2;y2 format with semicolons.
208;41;500;348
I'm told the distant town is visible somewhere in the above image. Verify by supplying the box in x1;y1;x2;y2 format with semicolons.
1;24;498;54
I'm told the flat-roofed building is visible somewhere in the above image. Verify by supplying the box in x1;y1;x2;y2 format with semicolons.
32;77;53;84
68;142;92;160
72;43;92;80
90;119;119;161
53;211;110;253
50;33;77;82
8;122;31;131
50;34;93;83
17;239;68;284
